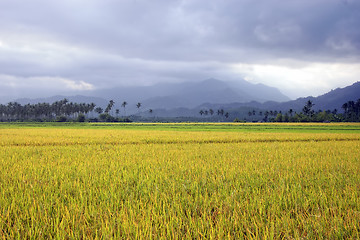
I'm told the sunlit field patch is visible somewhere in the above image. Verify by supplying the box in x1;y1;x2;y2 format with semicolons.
0;123;359;238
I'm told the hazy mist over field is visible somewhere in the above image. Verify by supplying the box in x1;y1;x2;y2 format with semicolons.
0;0;360;102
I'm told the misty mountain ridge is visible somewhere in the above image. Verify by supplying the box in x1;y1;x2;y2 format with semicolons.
15;78;290;111
91;78;290;109
12;79;360;118
199;81;360;114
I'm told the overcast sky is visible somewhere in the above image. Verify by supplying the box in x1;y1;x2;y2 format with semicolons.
0;0;359;102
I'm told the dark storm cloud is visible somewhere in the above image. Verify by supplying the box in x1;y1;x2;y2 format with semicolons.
0;0;359;100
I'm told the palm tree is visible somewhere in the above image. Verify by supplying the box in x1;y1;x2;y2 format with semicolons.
122;101;128;116
264;111;269;122
89;103;96;118
342;102;348;115
289;109;293;117
7;102;21;120
105;100;115;115
356;99;360;119
303;100;315;117
95;107;103;115
0;104;7;121
136;102;142;114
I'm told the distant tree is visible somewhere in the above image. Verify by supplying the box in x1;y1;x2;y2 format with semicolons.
263;111;269;122
90;103;96;111
284;113;289;122
289;109;294;117
209;109;214;115
148;109;154;120
87;103;96;118
99;113;108;122
356;99;360;119
56;115;67;122
275;113;283;122
136;102;142;114
95;107;103;115
105;100;115;115
122;101;128;116
302;100;315;117
77;114;86;122
342;99;360;121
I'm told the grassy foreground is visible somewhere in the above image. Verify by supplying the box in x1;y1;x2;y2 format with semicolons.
0;123;360;239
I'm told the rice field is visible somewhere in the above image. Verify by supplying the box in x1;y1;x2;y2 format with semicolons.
0;123;360;239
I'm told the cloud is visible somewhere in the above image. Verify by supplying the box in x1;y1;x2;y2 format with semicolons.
2;0;359;61
62;79;94;91
35;77;95;91
0;74;94;97
231;61;360;98
0;0;359;101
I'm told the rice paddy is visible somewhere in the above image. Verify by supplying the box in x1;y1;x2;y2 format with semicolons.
0;123;359;239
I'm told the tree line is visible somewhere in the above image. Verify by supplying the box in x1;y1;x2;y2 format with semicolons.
1;98;360;122
244;99;360;122
0;99;96;122
0;98;155;122
199;108;230;120
0;99;125;122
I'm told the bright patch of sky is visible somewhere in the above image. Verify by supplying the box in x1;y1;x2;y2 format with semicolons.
231;62;360;98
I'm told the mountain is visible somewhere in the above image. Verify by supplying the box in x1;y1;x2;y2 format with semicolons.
226;80;290;103
88;78;290;110
10;80;360;119
11;78;290;115
199;81;360;113
303;81;360;111
147;82;360;119
263;81;360;112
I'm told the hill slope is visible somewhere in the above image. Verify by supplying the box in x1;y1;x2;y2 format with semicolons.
13;80;360;118
89;78;290;110
199;81;360;113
